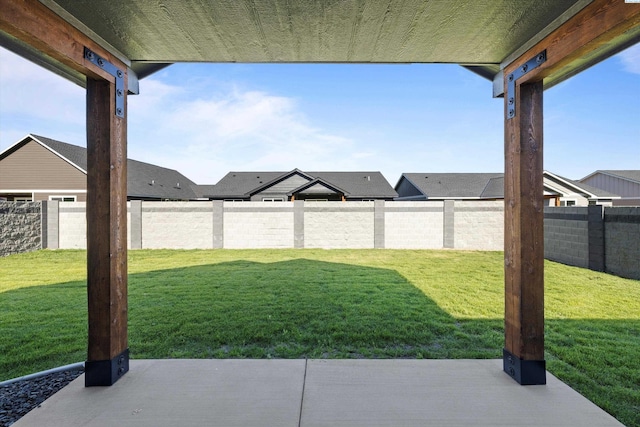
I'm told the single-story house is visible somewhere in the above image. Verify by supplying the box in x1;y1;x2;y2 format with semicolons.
202;169;398;201
395;171;620;206
579;170;640;206
0;134;200;201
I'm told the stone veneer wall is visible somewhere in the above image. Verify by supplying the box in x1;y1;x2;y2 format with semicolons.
0;201;42;257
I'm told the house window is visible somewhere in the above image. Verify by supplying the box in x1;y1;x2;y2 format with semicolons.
49;196;77;202
224;199;244;202
13;197;32;202
262;197;284;202
305;199;328;202
561;200;576;206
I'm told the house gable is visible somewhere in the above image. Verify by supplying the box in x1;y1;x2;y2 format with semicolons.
1;134;200;201
250;170;313;200
0;136;87;200
580;170;640;199
394;176;425;200
289;178;348;201
203;169;397;201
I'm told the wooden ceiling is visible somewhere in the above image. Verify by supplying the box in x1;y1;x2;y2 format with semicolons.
1;0;639;92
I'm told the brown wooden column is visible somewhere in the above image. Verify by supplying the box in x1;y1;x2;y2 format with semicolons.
503;81;545;385
0;0;132;387
499;0;640;386
85;78;129;386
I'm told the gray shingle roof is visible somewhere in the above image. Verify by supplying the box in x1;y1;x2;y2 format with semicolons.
398;171;621;200
480;176;504;199
31;135;199;200
204;170;398;199
33;134;88;171
397;173;504;199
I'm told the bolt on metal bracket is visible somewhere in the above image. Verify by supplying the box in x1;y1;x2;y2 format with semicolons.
506;50;546;120
84;47;125;118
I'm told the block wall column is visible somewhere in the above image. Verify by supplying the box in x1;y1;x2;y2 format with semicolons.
46;200;59;249
587;204;605;272
212;201;224;249
130;200;142;249
294;200;304;248
443;200;455;249
374;200;385;249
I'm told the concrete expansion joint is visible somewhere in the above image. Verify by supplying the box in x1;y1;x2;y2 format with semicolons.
296;359;309;427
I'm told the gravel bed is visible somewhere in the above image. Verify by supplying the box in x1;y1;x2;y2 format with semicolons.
0;369;83;427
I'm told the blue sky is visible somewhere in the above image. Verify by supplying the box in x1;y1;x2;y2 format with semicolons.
1;44;638;185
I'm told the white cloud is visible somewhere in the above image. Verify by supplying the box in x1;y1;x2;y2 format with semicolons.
618;43;640;75
0;48;85;149
0;48;85;122
128;77;357;183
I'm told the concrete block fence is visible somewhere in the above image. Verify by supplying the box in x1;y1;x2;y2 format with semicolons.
37;200;504;251
544;205;640;279
2;201;638;279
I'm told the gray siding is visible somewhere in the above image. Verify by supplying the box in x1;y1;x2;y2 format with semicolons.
582;173;640;198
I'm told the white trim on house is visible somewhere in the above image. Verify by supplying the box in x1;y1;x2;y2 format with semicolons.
0;134;87;175
1;189;88;193
30;135;88;174
48;195;78;202
544;170;599;198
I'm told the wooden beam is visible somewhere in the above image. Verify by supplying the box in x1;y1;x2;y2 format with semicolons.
1;0;131;386
85;78;129;386
0;0;127;82
503;81;545;385
501;0;640;386
504;0;640;85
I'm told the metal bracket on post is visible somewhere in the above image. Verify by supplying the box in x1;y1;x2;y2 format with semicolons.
84;47;125;118
506;50;546;119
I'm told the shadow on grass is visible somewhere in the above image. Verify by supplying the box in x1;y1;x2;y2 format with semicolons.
0;258;502;379
128;259;503;360
1;258;638;425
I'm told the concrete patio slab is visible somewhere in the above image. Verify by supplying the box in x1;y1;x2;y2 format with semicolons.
14;359;306;427
301;359;623;427
13;359;623;427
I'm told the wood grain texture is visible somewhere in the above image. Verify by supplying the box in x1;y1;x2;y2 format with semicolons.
86;78;128;361
504;81;544;360
0;0;127;82
505;0;640;84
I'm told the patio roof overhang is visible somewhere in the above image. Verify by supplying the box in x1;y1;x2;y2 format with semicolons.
3;0;639;94
1;0;639;387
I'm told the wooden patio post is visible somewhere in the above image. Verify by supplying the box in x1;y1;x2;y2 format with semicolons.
503;80;545;385
85;77;129;386
0;0;133;387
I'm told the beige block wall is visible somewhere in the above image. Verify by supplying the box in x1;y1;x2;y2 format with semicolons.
385;202;444;249
58;202;87;249
224;202;294;249
141;202;213;249
454;201;504;250
304;202;374;249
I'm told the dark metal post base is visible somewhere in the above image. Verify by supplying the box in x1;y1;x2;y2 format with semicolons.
503;348;546;385
85;348;129;386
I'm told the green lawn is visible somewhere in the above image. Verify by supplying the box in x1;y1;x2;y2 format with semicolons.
1;249;638;426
